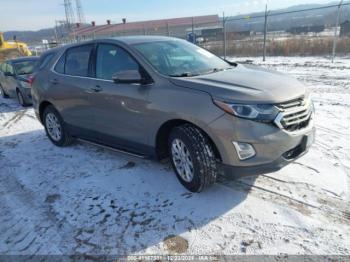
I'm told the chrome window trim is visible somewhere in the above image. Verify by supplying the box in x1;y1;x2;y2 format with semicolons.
50;43;153;86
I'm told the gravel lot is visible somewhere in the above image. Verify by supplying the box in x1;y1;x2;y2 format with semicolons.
0;56;349;256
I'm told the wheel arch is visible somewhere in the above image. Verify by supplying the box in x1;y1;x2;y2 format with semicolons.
38;101;54;122
155;119;222;162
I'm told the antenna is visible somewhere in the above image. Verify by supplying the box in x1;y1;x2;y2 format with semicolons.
75;0;86;24
63;0;75;29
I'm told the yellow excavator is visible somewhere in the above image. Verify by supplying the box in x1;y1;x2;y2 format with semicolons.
0;32;32;62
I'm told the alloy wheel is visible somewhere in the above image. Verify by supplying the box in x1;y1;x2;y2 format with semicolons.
45;113;62;141
171;138;194;182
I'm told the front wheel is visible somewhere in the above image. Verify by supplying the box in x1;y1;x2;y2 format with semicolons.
43;105;73;147
169;124;218;192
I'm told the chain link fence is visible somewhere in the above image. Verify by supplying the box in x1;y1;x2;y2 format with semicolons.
63;2;350;61
219;1;350;61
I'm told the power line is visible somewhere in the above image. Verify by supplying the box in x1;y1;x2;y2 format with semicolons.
226;2;350;22
75;0;86;24
63;0;75;28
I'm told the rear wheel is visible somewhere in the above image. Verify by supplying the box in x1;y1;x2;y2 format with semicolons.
0;84;9;98
169;124;218;192
16;90;29;107
43;105;73;147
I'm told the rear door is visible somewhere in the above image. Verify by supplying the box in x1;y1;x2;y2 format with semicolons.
87;43;153;151
49;44;96;133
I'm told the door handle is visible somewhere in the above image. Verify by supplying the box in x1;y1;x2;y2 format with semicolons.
89;85;103;93
50;79;59;85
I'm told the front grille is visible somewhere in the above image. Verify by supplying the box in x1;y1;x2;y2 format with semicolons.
275;97;313;132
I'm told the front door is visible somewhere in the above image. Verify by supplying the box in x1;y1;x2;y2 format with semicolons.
88;43;152;152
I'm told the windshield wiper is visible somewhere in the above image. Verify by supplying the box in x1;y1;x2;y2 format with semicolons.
201;67;235;75
169;72;199;77
200;68;224;75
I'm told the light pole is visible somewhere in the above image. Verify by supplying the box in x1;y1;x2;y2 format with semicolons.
223;12;227;59
263;3;269;62
332;0;343;63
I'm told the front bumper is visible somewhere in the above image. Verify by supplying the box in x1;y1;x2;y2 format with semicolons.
217;135;313;177
207;113;315;177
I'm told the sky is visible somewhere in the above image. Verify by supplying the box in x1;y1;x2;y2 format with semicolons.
0;0;336;31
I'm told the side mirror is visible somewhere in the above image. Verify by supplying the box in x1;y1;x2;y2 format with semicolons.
4;72;14;77
112;70;143;84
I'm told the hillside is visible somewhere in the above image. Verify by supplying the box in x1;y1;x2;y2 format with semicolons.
225;2;350;32
2;2;350;44
3;27;69;45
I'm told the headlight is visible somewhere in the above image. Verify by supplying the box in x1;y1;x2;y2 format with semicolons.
304;91;315;113
213;100;279;121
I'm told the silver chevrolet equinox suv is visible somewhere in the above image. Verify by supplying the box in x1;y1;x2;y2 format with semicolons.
32;36;315;192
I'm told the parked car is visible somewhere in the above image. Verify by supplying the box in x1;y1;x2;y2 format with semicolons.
32;36;315;192
0;56;39;106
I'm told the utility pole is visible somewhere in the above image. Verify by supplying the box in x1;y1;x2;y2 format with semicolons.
263;3;268;62
190;17;196;44
332;0;343;63
54;20;59;43
223;12;227;59
166;21;170;36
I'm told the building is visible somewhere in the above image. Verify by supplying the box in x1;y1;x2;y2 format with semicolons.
185;25;223;42
227;30;252;40
70;15;220;40
287;25;325;35
340;20;350;37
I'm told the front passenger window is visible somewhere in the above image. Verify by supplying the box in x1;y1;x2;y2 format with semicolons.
96;44;139;80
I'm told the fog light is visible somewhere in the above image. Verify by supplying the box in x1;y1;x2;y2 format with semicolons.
232;142;256;160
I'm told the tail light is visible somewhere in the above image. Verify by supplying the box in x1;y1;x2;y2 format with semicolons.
28;75;35;87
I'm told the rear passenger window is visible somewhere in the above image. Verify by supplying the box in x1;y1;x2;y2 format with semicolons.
65;45;93;77
96;44;139;80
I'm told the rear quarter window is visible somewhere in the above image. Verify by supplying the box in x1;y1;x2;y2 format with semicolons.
38;53;55;70
54;53;65;74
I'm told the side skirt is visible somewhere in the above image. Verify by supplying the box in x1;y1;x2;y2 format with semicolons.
66;124;157;159
77;138;147;159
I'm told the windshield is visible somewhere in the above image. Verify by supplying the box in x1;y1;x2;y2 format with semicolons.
13;60;37;75
133;40;231;77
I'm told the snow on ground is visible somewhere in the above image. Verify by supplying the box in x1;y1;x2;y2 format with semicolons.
0;56;349;256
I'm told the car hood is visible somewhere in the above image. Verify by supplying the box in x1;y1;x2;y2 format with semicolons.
169;63;306;104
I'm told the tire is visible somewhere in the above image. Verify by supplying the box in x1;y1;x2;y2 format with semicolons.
0;84;9;98
168;124;218;192
16;90;29;107
43;105;73;147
